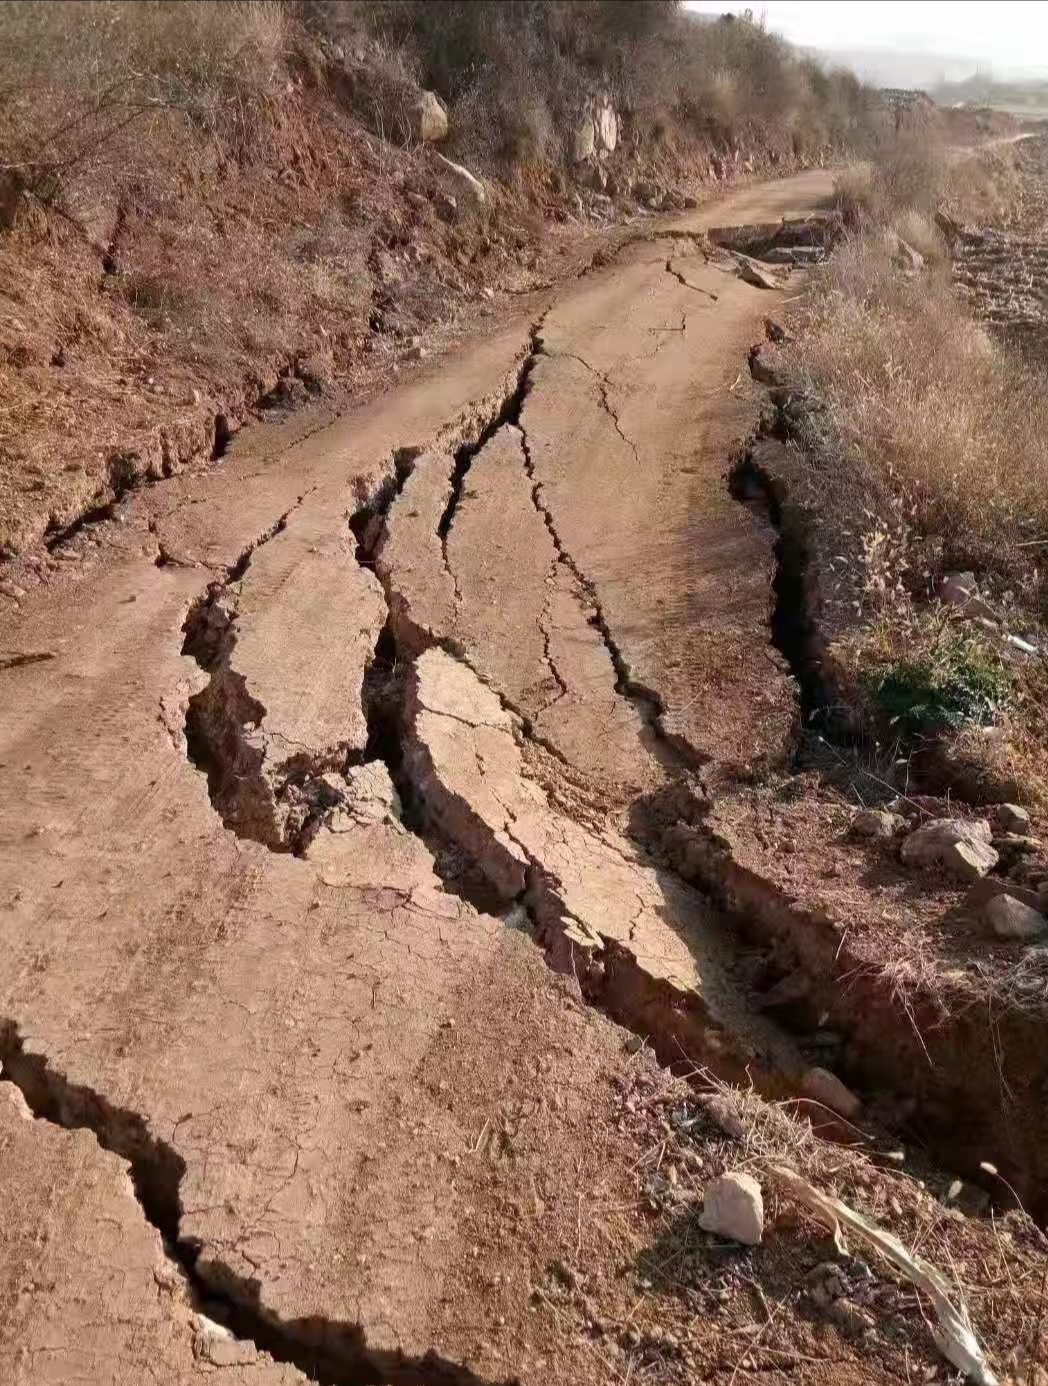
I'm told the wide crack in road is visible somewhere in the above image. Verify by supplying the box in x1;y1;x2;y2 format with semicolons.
0;172;849;1386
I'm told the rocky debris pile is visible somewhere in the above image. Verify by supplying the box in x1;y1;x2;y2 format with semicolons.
851;797;1048;938
900;816;999;880
708;215;836;266
936;570;1040;656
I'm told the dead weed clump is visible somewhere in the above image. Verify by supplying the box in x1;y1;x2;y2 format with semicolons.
788;236;1048;603
781;139;1048;799
619;1064;1048;1386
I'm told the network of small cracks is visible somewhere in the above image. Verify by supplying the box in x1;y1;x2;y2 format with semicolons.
0;1022;506;1386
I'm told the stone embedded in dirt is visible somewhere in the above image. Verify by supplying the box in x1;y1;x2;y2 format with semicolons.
966;875;1042;914
1000;803;1033;834
801;1066;861;1120
699;1172;764;1245
295;349;333;391
940;571;996;622
900;817;998;880
993;834;1041;865
414;90;448;143
831;1298;876;1337
852;808;906;839
986;893;1048;940
573;115;596;161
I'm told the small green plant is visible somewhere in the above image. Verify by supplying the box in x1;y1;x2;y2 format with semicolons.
863;630;1010;734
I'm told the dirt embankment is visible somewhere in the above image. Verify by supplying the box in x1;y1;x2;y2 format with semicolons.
0;0;881;571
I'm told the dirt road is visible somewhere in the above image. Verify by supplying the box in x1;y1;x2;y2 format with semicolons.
0;170;834;1384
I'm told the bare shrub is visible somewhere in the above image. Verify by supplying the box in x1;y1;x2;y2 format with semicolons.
871;134;948;216
944;146;1025;224
316;2;880;173
833;161;877;222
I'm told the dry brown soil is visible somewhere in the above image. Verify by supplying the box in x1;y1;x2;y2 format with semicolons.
2;169;1047;1386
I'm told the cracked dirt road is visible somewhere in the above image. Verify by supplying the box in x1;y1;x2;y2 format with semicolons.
0;170;833;1385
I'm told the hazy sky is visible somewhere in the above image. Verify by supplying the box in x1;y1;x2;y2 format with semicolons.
686;2;1048;77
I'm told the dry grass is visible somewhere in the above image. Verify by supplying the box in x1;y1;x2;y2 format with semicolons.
787;233;1048;602
619;1063;1048;1386
892;208;947;264
834;135;948;225
785;132;1048;803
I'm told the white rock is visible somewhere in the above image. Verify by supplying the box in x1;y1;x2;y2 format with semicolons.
414;90;448;144
700;1172;764;1245
900;818;998;880
801;1066;861;1120
986;893;1047;940
573;115;595;162
853;808;906;839
940;571;996;621
595;100;618;153
1000;804;1032;834
435;153;486;207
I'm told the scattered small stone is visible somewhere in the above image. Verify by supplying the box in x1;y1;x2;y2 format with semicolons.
700;1093;746;1139
831;1297;875;1337
1000;804;1032;834
699;1171;764;1245
800;1066;861;1120
852;808;906;839
986;893;1048;941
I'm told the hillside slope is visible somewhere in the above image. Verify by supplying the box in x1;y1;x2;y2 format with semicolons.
0;0;877;562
